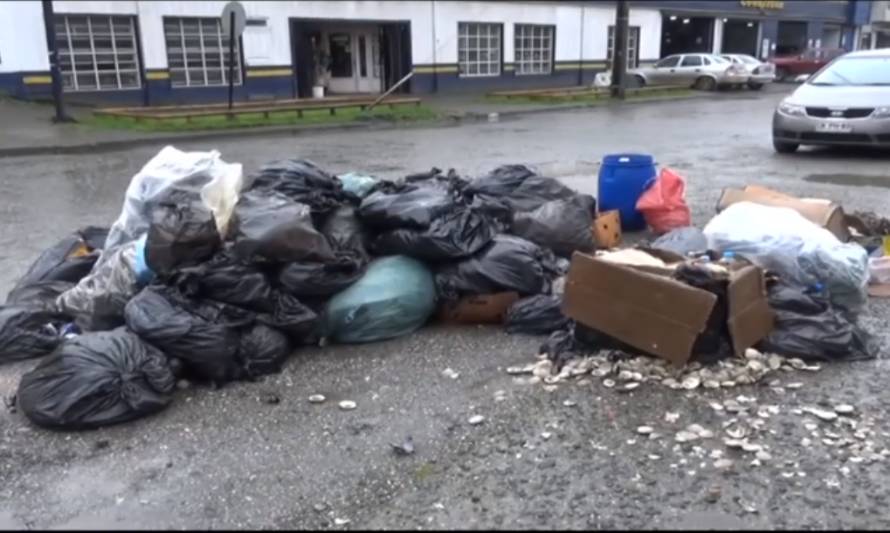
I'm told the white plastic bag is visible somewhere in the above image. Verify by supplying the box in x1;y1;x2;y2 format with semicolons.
704;202;869;314
104;146;243;251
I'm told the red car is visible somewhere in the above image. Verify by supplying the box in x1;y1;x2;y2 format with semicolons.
771;48;846;81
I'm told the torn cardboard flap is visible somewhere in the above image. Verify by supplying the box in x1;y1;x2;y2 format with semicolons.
562;252;774;366
717;185;849;241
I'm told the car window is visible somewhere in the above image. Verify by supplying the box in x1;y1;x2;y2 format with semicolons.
739;55;759;64
655;56;680;68
809;56;890;86
702;57;711;65
710;56;729;63
680;55;703;67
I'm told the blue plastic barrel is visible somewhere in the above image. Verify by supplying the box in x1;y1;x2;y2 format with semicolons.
598;153;657;232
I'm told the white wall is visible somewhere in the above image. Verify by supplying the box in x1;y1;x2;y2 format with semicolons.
4;1;664;72
0;1;50;72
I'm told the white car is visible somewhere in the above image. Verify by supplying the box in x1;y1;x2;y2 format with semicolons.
721;54;776;90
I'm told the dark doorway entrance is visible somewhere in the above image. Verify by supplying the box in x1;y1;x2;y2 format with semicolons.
661;14;714;57
721;19;759;56
290;18;411;99
776;21;807;56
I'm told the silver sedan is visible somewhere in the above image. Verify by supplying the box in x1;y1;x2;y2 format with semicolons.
772;48;890;153
721;54;776;90
629;53;749;91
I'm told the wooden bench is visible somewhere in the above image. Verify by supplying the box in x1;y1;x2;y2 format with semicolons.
95;97;422;122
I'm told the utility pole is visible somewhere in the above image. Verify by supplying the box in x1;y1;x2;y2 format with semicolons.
41;0;74;123
611;0;629;100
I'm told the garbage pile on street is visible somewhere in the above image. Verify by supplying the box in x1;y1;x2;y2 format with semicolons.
0;146;881;431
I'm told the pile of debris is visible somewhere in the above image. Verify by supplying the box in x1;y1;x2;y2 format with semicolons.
0;147;880;431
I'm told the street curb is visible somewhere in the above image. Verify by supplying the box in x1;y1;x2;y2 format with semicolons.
0;92;710;158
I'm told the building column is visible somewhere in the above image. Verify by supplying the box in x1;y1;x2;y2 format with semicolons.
712;17;723;54
759;19;778;59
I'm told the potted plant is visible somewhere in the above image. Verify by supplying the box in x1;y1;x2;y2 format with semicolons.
313;48;331;99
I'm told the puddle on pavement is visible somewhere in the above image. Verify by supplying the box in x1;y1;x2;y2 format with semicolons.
803;173;890;188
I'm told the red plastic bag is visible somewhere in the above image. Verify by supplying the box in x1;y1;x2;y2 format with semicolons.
635;168;691;234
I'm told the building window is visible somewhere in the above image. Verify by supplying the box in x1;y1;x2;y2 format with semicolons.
514;24;554;75
54;14;141;91
458;22;501;77
163;17;242;87
607;26;641;69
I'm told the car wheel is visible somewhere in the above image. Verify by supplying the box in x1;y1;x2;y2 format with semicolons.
694;76;717;91
748;82;764;90
633;75;646;88
773;139;799;154
775;68;788;82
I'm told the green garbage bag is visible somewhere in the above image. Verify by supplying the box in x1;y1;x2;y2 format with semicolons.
323;255;435;343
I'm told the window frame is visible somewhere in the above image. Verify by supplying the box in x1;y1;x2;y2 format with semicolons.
162;15;244;88
607;25;641;69
514;23;555;76
655;55;681;68
54;13;143;92
457;21;503;78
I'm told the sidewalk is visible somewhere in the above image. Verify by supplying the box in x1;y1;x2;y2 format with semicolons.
0;89;717;157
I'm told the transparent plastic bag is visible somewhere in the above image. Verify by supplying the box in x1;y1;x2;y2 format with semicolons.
104;146;243;251
704;202;868;314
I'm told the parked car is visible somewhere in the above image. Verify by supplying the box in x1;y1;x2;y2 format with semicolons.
721;54;775;90
630;53;749;91
772;48;890;153
771;47;846;82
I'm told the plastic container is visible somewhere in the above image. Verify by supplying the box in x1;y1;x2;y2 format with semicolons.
598;154;657;232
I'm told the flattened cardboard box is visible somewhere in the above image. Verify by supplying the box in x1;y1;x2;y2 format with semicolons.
437;292;520;324
561;252;774;366
717;185;849;241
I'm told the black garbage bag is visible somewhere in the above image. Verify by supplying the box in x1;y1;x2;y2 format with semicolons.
256;292;319;341
230;190;335;264
248;159;351;216
124;286;245;383
359;185;456;231
504;295;570;335
277;257;365;298
0;306;69;364
672;263;734;363
144;188;221;275
172;251;274;312
17;328;174;430
435;235;559;300
372;207;496;261
511;195;596;257
321;206;371;261
465;165;577;215
651;227;708;256
758;283;878;362
6;280;74;311
8;226;108;300
237;323;292;378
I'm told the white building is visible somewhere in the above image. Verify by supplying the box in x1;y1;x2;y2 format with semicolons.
0;0;861;106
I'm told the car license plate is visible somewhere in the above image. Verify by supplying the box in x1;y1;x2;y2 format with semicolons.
817;122;852;133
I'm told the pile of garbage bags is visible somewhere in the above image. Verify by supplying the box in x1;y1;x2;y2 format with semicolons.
2;148;593;430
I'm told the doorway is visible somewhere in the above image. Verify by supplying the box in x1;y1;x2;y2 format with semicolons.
661;14;714;57
821;24;842;49
776;21;808;56
721;19;759;56
290;19;411;98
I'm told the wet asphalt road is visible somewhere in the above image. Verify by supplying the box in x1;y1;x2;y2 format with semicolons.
3;86;890;530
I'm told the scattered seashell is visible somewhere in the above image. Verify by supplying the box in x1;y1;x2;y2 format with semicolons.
788;358;806;370
338;400;357;411
714;458;734;469
308;394;326;404
662;378;680;388
620;382;640;392
703;380;720;389
541;432;552;440
725;426;748;439
800;437;812;447
468;415;485;426
544;375;561;385
803;406;838;422
709;401;724;412
744;348;762;360
741;441;763;453
755;450;772;461
747;360;765;373
592;368;611;378
724;438;745;449
786;382;803;389
802;364;821;372
648;454;661;460
506;365;531;375
675;430;699;443
637;425;654;435
720;381;737;388
563;399;577;407
834;404;855;415
442;367;460;379
618;370;635;381
767;355;783;370
665;412;680;423
602;379;616;389
682;375;701;390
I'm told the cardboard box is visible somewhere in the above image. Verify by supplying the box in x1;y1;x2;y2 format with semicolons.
716;185;849;241
592;209;622;249
561;252;774;366
437;292;520;324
